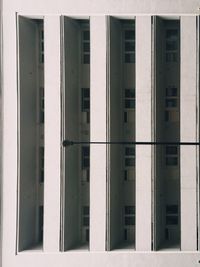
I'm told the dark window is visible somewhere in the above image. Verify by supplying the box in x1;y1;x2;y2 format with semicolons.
125;146;135;167
83;217;89;226
125;41;135;52
83;54;90;64
83;206;89;215
82;146;90;169
83;30;90;41
166;216;178;225
125;30;135;40
39;206;43;242
40;87;44;123
166;157;178;166
124;229;127;240
125;217;135;226
125;53;135;63
166;205;178;214
40;147;44;182
82;88;90;111
82;29;90;64
125;206;135;215
166;87;177;97
166;146;178;155
165;99;177;108
86;229;89;242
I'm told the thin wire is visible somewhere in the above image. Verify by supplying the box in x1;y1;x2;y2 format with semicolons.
62;139;200;147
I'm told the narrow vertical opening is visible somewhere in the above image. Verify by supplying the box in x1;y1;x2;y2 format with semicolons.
108;18;135;250
62;18;90;251
154;18;180;251
17;17;44;251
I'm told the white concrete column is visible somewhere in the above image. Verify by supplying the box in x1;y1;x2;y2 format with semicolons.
180;16;197;251
90;16;107;251
136;16;152;251
43;16;61;252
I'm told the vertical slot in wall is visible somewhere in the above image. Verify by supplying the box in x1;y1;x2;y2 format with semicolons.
17;17;44;251
108;18;135;250
154;17;180;250
62;17;90;251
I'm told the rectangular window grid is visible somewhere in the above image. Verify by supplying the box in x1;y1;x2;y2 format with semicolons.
165;29;178;63
82;27;90;64
166;205;178;225
165;145;178;166
124;25;135;63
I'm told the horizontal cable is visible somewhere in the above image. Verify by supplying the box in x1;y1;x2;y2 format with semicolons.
62;139;200;147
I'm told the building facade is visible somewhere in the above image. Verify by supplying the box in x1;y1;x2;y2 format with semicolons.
2;0;200;266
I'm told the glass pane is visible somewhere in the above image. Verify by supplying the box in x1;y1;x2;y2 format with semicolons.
125;88;135;98
125;30;135;40
82;146;89;157
83;217;89;226
166;40;178;51
166;87;177;97
125;216;135;225
166;29;178;40
125;99;135;109
83;54;90;64
166;205;178;214
83;100;90;110
166;146;177;155
166;157;178;166
83;206;89;215
166;215;178;225
125;41;135;52
82;88;90;97
125;53;135;63
165;99;177;108
125;147;135;156
125;158;135;167
82;158;89;168
83;42;90;52
125;206;135;214
83;30;90;40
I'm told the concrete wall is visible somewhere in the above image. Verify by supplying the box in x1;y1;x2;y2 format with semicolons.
108;17;122;250
154;16;165;249
18;17;39;251
63;17;80;250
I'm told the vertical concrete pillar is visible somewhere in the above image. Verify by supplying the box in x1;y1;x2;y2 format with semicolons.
180;16;197;251
43;16;61;252
136;16;152;251
90;16;107;251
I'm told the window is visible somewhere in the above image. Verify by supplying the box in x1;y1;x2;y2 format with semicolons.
39;146;44;182
124;88;135;123
82;146;90;169
39;206;44;242
39;25;44;63
82;206;89;243
124;27;135;63
82;206;90;226
82;28;90;64
165;29;178;63
40;87;44;123
81;88;90;123
165;87;179;122
125;146;135;167
166;205;178;225
124;206;135;226
165;145;178;166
